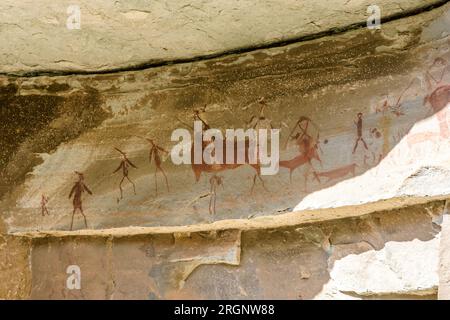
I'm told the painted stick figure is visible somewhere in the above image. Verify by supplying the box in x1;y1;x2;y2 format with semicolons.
193;106;211;131
175;106;210;134
138;137;170;196
352;112;368;154
68;171;92;230
209;175;223;215
113;147;138;199
245;97;273;130
41;194;49;216
285;116;314;149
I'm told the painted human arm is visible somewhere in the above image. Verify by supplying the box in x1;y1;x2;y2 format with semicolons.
69;184;76;199
126;158;138;169
149;148;154;164
83;183;93;195
113;162;123;173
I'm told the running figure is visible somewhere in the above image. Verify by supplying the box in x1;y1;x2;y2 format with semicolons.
113;147;138;200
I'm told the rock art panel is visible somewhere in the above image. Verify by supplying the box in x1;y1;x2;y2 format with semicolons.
1;4;450;234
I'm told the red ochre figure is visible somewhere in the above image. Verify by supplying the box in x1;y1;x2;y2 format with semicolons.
193;106;211;131
138;137;170;196
40;194;49;216
188;110;267;194
352;112;368;154
285;116;313;149
313;163;358;183
68;171;92;230
113;147;138;200
280;116;322;189
280;152;317;184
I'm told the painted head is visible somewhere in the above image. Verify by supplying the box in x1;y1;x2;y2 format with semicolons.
74;171;84;180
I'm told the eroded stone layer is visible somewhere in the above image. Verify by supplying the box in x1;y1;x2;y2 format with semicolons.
28;202;443;299
0;0;446;75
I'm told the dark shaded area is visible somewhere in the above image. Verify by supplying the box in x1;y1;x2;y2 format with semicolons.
0;84;62;176
0;84;109;198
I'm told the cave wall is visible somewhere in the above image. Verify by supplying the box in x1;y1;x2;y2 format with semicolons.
1;1;450;299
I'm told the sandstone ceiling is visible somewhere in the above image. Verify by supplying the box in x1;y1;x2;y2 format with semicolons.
0;0;447;75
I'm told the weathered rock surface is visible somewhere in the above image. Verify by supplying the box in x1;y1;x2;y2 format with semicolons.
1;3;450;234
1;1;450;300
26;202;443;299
0;0;446;75
30;230;241;299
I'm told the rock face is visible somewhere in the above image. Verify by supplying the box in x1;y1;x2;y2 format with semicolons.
26;202;443;299
1;1;450;299
439;203;450;299
0;0;446;75
0;235;31;299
